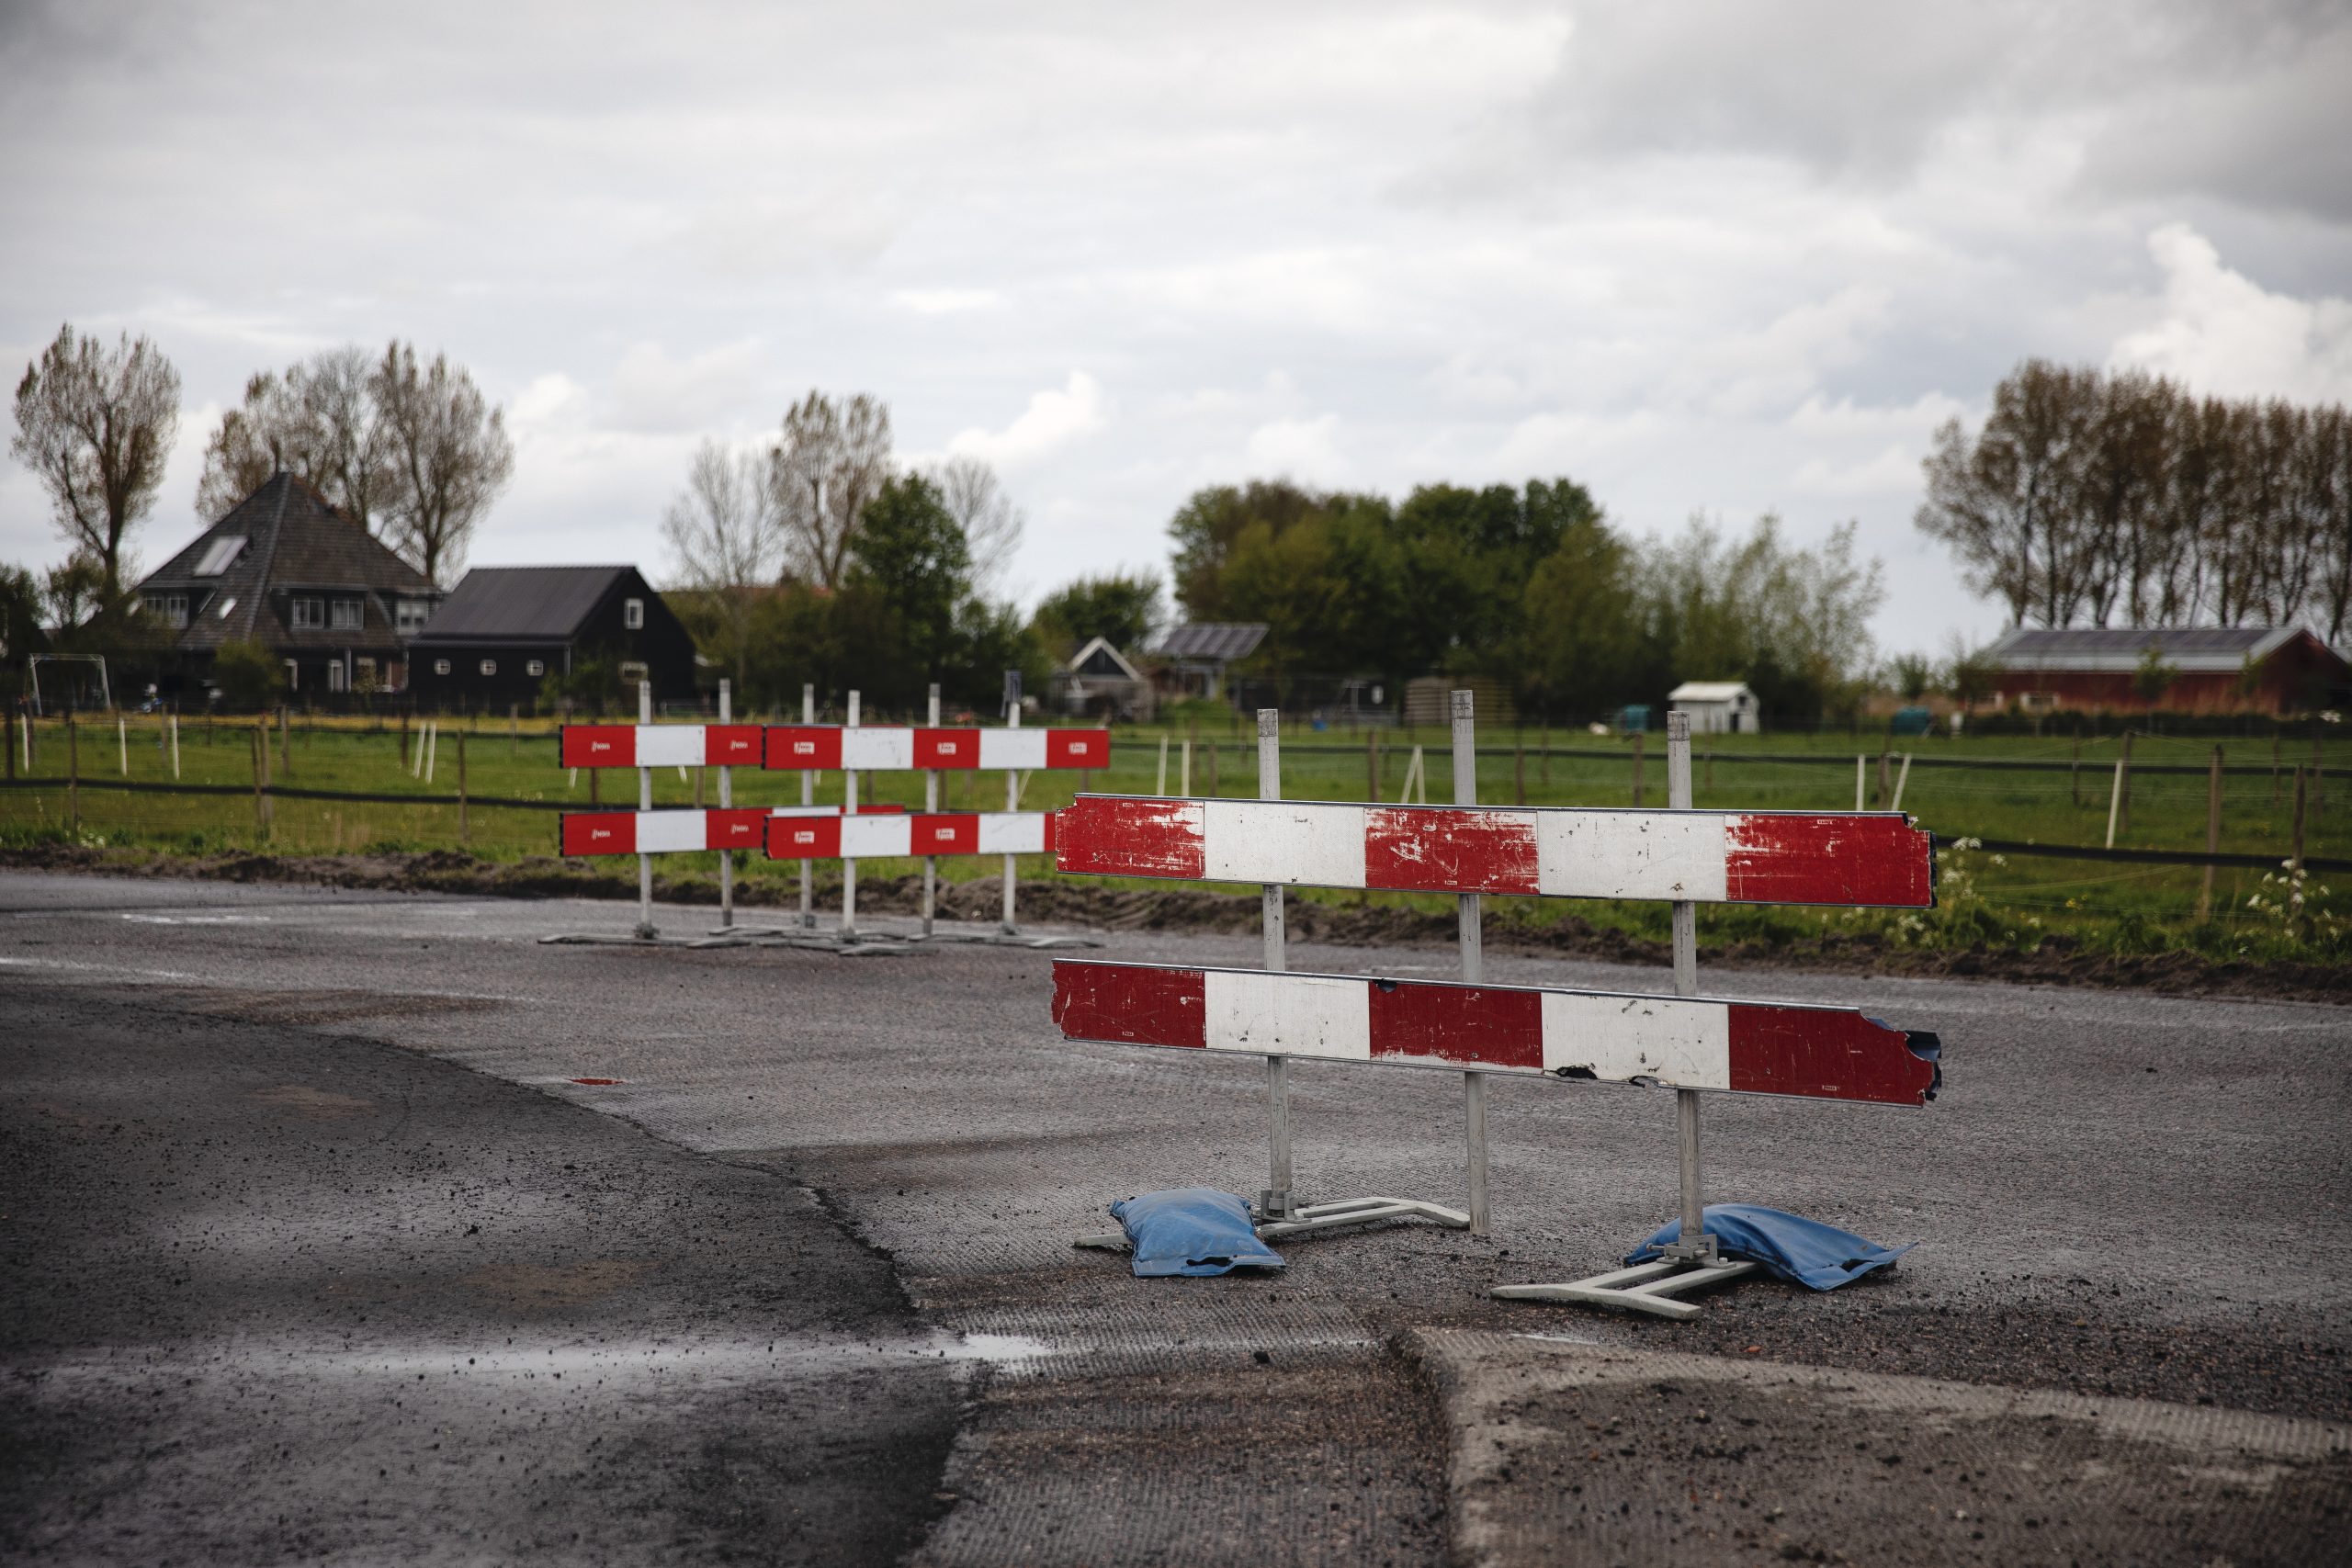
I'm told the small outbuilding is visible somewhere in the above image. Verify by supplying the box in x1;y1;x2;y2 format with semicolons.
1668;681;1760;734
1054;636;1154;721
1982;626;2348;715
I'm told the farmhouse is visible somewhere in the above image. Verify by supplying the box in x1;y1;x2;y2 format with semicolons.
1053;636;1154;720
406;565;696;710
1983;626;2349;715
1667;680;1760;734
133;471;441;700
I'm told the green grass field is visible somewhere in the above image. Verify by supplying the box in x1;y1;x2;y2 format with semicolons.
5;711;2346;964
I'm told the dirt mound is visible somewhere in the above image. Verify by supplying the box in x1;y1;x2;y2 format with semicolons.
4;842;2344;1003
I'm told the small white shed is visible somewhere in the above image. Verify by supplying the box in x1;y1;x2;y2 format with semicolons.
1668;681;1759;735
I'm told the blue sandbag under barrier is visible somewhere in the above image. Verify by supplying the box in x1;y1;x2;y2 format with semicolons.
1626;1203;1914;1290
1111;1188;1287;1278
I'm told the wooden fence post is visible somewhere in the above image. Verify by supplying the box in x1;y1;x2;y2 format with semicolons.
251;726;269;841
457;731;469;850
2070;737;2081;807
1540;723;1550;787
1631;731;1645;807
1367;731;1379;803
279;705;291;780
2314;738;2327;811
4;705;13;782
400;708;411;770
1876;751;1892;809
2290;766;2307;875
2118;730;2133;835
1514;740;1526;806
2272;735;2281;804
67;714;79;831
509;704;519;762
2198;745;2222;922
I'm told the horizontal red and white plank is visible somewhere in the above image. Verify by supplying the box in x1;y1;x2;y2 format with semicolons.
1054;796;1933;908
764;808;1057;861
560;724;763;769
1051;961;1940;1106
560;807;771;857
761;726;1109;773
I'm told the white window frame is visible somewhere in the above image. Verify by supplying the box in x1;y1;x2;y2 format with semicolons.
526;659;546;677
330;598;364;630
623;597;645;630
327;660;347;694
145;592;189;628
396;599;434;636
433;659;452;676
283;659;300;690
290;596;325;629
479;659;498;677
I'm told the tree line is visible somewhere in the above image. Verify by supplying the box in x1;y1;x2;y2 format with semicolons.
1917;359;2352;640
1164;479;1884;723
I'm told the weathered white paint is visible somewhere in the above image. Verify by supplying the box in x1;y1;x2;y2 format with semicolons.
1535;811;1731;900
974;812;1049;854
841;729;918;771
1539;991;1731;1089
631;726;706;769
634;810;712;854
1205;969;1373;1059
977;729;1050;770
1202;799;1369;886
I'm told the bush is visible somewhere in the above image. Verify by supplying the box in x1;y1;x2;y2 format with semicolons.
210;640;283;711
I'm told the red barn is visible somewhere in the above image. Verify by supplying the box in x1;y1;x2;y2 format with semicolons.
1984;626;2349;715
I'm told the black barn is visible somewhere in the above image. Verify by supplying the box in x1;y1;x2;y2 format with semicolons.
406;565;697;711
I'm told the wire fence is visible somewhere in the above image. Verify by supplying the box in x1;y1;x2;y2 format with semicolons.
4;714;2345;928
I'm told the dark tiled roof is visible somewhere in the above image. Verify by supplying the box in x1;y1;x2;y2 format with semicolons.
1984;625;2323;673
135;472;435;651
410;565;640;644
1151;623;1268;660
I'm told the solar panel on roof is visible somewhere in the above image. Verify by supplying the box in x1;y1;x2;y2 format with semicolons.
193;536;245;576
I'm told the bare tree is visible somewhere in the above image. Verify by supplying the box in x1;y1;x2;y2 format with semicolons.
10;323;181;597
197;346;395;525
372;343;514;585
932;453;1025;594
662;441;786;687
769;391;891;590
2312;404;2352;646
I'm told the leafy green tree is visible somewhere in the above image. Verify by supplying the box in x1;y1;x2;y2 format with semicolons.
1031;571;1162;657
849;474;970;689
2131;641;2178;705
1888;653;1937;702
1517;508;1642;717
0;563;50;671
211;640;284;711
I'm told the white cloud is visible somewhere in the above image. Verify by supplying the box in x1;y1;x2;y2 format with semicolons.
2108;223;2352;402
608;340;762;434
888;288;1006;315
1791;446;1921;498
1242;413;1346;483
947;372;1109;468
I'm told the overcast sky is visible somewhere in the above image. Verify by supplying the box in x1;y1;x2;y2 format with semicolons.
5;1;2348;656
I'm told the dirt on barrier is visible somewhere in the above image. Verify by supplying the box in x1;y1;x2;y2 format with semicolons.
6;841;2346;1004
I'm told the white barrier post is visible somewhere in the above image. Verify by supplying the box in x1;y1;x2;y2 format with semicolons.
1001;703;1020;935
1453;690;1490;1239
799;683;816;929
717;680;735;931
1258;707;1292;1221
170;712;180;779
118;714;128;775
634;682;655;940
1662;710;1711;1261
842;690;861;939
923;683;940;938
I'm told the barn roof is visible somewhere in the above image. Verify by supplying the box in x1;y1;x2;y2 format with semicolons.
1984;625;2315;673
410;565;644;644
1151;623;1267;661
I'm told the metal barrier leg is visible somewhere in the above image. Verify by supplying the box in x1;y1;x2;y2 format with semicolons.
1492;709;1754;1314
634;681;656;941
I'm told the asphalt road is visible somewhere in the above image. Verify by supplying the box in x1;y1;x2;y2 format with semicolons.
4;871;2347;1564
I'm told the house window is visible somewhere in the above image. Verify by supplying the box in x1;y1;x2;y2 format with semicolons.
623;597;644;630
619;660;649;684
143;592;188;628
480;659;498;677
193;536;244;576
396;599;434;635
328;660;347;693
434;659;452;676
290;596;325;629
283;660;300;690
217;596;238;620
526;659;546;677
330;598;363;630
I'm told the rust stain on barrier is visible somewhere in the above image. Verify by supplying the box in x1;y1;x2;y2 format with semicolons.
1053;797;1206;878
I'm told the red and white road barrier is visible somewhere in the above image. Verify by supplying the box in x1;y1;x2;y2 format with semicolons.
764;808;1054;861
560;723;763;768
561;807;771;857
762;726;1108;772
1055;797;1934;907
1052;961;1939;1106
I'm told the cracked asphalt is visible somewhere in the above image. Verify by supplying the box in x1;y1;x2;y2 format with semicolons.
3;871;2346;1564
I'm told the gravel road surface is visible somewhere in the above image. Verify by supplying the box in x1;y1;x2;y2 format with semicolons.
4;872;2346;1564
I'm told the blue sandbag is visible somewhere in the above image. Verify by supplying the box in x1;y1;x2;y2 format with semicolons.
1111;1188;1286;1278
1626;1202;1913;1291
